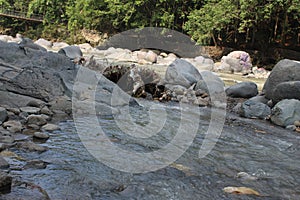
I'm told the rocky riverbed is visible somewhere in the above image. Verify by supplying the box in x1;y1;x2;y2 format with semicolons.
0;35;299;199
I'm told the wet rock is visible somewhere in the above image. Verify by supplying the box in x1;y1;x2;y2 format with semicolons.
58;45;83;60
33;132;50;140
226;82;258;98
0;170;12;194
0;156;9;169
263;59;300;102
19;141;48;152
48;96;72;115
271;99;300;127
24;159;48;169
42;124;60;131
3;120;23;133
240;100;271;119
272;81;300;103
27;115;47;126
165;59;202;88
20;107;40;114
0;107;8;124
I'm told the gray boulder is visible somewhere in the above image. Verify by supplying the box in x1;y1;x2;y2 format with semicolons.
226;82;258;98
0;171;12;193
240;100;271;119
195;71;225;95
165;59;202;88
271;99;300;127
263;59;300;102
58;45;83;60
272;81;300;103
248;95;269;104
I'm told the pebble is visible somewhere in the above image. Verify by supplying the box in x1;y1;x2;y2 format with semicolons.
286;125;297;131
2;120;23;133
0;171;12;193
0;156;9;169
20;106;41;114
294;120;300;127
19;142;48;152
40;106;53;116
42;124;60;131
27;115;47;126
33;132;50;140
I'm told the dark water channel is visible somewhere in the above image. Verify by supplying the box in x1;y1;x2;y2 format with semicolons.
2;100;300;200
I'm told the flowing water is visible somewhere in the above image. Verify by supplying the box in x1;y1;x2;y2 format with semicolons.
2;100;300;200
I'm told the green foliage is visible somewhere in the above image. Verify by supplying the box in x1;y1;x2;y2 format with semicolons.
0;0;299;49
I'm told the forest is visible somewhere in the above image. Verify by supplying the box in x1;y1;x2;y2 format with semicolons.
0;0;299;52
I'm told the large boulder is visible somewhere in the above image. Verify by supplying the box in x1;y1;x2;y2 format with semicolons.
263;59;300;102
165;59;202;88
226;82;258;98
34;38;53;49
271;99;300;127
240;100;271;119
215;51;252;74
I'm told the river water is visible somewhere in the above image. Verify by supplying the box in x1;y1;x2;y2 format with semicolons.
3;100;300;200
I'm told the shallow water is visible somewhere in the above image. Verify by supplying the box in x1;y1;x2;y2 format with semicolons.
2;100;300;200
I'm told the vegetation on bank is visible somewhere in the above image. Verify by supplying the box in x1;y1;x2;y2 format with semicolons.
0;0;299;51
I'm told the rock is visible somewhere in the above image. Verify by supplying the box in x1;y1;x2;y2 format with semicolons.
0;40;76;102
226;82;258;98
0;127;15;144
52;41;69;50
78;43;93;52
0;107;8;123
34;38;53;49
0;171;12;193
27;115;47;126
26;124;40;130
0;156;9;169
240;100;271;119
19;37;47;52
145;51;158;63
195;71;225;95
248;95;269;104
0;91;46;109
271;99;300;127
33;132;50;140
216;51;252;74
24;159;48;169
20;107;41;114
40;106;53;116
286;125;296;131
3;120;23;133
42;124;60;131
272;81;300;103
165;59;202;88
6;107;20;115
26;100;43;108
263;59;300;102
58;45;83;60
48;96;72;115
19;141;48;152
294;120;300;127
40;114;51;121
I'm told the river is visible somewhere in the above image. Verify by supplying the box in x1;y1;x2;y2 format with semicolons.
2;99;299;200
